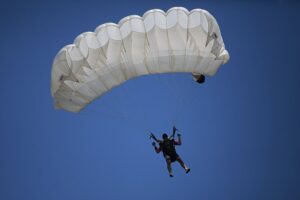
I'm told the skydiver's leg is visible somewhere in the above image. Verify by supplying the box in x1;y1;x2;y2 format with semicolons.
176;157;190;173
165;156;173;177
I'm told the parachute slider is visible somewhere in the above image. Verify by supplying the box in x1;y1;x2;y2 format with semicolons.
192;73;206;84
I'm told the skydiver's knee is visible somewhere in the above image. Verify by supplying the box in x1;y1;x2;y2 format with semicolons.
165;156;172;164
176;157;183;163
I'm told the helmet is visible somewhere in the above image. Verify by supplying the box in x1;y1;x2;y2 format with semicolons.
162;133;168;139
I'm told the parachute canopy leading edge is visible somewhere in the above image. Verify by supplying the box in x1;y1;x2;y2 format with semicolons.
51;7;229;112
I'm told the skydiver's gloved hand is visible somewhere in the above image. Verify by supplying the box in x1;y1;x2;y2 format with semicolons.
152;142;156;147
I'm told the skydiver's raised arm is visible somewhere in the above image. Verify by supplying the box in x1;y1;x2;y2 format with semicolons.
174;134;182;145
150;133;159;142
170;126;178;139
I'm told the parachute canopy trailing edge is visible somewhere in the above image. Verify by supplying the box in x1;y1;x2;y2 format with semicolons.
51;7;229;112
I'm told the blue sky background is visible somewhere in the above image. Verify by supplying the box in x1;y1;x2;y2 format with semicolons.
1;0;300;200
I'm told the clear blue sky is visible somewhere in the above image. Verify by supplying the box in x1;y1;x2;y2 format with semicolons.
1;0;300;200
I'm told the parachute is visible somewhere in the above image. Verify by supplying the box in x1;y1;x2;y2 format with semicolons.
51;7;229;112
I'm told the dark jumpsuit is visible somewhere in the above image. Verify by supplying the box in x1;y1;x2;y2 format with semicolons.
159;139;180;162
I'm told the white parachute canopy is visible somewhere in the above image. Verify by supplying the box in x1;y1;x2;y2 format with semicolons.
51;7;229;112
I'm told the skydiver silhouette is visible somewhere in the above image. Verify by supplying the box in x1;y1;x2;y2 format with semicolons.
150;126;190;177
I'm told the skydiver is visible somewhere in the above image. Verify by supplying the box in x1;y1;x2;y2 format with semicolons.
150;126;190;177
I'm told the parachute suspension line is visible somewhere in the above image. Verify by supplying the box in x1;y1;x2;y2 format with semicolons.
172;91;186;126
172;73;194;125
171;74;184;125
163;73;179;126
143;112;153;137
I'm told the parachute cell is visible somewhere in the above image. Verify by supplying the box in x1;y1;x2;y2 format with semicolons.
51;7;229;112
